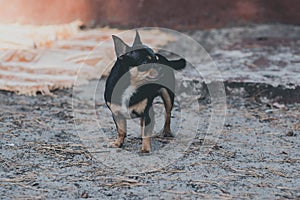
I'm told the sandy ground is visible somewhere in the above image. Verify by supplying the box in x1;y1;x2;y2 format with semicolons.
1;25;300;199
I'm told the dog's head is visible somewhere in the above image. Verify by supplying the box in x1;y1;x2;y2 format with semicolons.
112;31;186;87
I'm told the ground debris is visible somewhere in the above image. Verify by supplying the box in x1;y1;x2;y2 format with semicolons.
32;143;92;160
1;24;300;199
100;177;147;188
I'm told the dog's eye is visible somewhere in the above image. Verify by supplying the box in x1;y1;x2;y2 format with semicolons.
147;56;152;60
155;55;159;60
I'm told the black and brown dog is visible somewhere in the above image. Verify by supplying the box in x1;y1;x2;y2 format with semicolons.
104;31;186;153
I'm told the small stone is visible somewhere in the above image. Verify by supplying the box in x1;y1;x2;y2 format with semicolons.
81;191;88;198
32;182;39;187
273;102;285;109
265;109;273;114
74;183;80;188
116;149;122;153
286;131;295;137
224;123;232;128
212;144;222;150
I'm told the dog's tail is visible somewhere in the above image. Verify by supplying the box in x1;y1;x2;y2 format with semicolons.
156;53;186;71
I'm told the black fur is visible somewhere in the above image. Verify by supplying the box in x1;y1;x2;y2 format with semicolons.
104;31;186;152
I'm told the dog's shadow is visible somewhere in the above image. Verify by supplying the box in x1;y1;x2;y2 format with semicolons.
122;134;174;153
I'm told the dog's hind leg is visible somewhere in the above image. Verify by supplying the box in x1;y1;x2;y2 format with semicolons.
110;115;127;148
160;88;174;137
140;106;155;153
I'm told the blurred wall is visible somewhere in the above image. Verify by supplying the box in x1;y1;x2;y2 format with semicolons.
0;0;299;29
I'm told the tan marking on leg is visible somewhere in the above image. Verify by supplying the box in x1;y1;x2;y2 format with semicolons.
160;88;173;137
141;137;151;153
109;103;122;114
129;99;148;115
141;107;154;153
110;116;127;148
109;99;148;118
140;116;151;153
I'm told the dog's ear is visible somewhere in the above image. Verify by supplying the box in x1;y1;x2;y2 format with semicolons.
156;53;186;71
112;35;130;57
133;30;142;46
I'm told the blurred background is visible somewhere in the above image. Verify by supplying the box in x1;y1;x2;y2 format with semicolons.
0;0;299;29
0;0;299;95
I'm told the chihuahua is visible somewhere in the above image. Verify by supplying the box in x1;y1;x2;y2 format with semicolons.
104;31;186;153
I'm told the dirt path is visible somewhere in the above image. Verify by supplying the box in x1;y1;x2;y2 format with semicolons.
1;86;299;199
1;25;300;199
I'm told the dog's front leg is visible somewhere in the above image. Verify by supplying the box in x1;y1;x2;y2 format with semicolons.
140;107;154;153
111;115;127;148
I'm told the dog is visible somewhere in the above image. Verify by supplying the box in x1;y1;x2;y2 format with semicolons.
104;31;186;153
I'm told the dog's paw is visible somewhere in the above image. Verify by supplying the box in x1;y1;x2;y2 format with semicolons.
162;131;174;138
139;149;151;155
109;141;123;148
